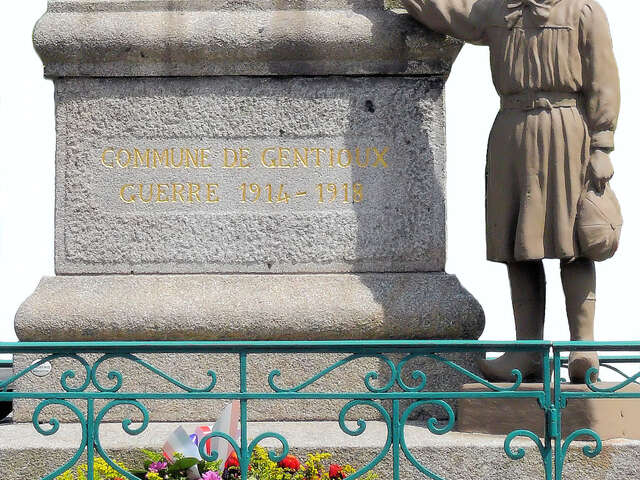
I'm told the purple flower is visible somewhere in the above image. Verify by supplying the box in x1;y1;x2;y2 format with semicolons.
148;461;168;472
202;471;222;480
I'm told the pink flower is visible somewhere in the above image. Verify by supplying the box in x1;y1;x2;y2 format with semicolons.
202;471;222;480
148;461;168;472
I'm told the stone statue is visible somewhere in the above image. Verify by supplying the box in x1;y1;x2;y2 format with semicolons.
402;0;621;383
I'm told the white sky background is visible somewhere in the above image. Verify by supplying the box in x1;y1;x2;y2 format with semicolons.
0;1;638;347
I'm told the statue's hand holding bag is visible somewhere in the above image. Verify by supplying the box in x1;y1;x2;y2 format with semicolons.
576;150;623;261
589;149;615;192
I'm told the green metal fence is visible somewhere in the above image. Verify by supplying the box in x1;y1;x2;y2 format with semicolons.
0;340;639;480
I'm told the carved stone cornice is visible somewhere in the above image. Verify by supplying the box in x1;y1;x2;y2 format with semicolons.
33;0;462;77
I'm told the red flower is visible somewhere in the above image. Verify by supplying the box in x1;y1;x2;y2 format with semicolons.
329;464;345;480
278;454;301;471
225;451;240;469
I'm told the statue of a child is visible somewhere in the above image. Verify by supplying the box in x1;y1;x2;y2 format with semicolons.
401;0;620;382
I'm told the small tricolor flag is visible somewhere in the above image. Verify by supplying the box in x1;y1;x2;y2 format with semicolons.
163;426;202;463
162;401;241;466
209;401;240;464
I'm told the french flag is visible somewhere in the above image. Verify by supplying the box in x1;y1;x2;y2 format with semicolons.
162;401;240;466
209;401;240;464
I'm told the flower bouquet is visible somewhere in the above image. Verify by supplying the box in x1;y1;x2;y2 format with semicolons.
56;446;377;480
57;405;376;480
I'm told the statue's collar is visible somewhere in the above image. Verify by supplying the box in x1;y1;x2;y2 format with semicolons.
505;0;564;28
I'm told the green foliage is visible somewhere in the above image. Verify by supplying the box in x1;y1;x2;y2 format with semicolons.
56;457;128;480
249;446;378;480
56;471;75;480
168;457;200;473
141;448;165;463
200;458;223;473
302;451;331;480
249;446;286;480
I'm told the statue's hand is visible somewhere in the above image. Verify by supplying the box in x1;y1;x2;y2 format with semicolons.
589;149;614;193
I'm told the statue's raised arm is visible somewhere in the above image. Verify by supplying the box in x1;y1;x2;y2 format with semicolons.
400;0;489;44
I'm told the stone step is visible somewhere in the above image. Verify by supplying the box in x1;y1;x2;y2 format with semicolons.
0;421;638;480
457;382;640;440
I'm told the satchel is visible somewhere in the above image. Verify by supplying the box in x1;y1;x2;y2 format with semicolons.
576;182;623;262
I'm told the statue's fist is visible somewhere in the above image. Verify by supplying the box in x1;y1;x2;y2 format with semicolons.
589;149;614;193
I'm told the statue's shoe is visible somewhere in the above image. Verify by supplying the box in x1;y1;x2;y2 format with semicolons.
568;351;599;384
477;352;544;383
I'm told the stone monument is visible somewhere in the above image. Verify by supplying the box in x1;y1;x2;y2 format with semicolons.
12;0;484;423
4;2;640;480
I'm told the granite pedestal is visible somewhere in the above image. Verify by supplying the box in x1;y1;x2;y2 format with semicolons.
13;0;484;423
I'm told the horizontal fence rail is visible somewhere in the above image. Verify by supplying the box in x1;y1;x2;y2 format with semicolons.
0;340;639;480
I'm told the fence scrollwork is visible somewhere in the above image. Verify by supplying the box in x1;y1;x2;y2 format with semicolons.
2;340;640;480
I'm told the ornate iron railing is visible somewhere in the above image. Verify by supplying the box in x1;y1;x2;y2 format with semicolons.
0;340;639;480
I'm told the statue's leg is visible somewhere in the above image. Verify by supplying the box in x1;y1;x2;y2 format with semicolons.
561;257;599;383
509;260;546;340
478;260;546;382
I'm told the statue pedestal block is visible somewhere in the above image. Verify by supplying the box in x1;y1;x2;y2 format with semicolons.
12;273;483;423
15;0;484;424
456;382;640;440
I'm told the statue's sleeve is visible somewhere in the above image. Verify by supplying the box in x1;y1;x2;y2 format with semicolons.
401;0;488;44
580;0;620;151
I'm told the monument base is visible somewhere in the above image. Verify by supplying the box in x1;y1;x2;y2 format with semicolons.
15;273;483;342
456;383;640;440
12;351;482;423
12;272;484;423
1;421;639;480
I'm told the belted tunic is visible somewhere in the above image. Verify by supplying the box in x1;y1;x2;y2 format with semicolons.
406;0;620;262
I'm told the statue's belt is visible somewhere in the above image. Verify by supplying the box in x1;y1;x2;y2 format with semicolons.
501;91;579;110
